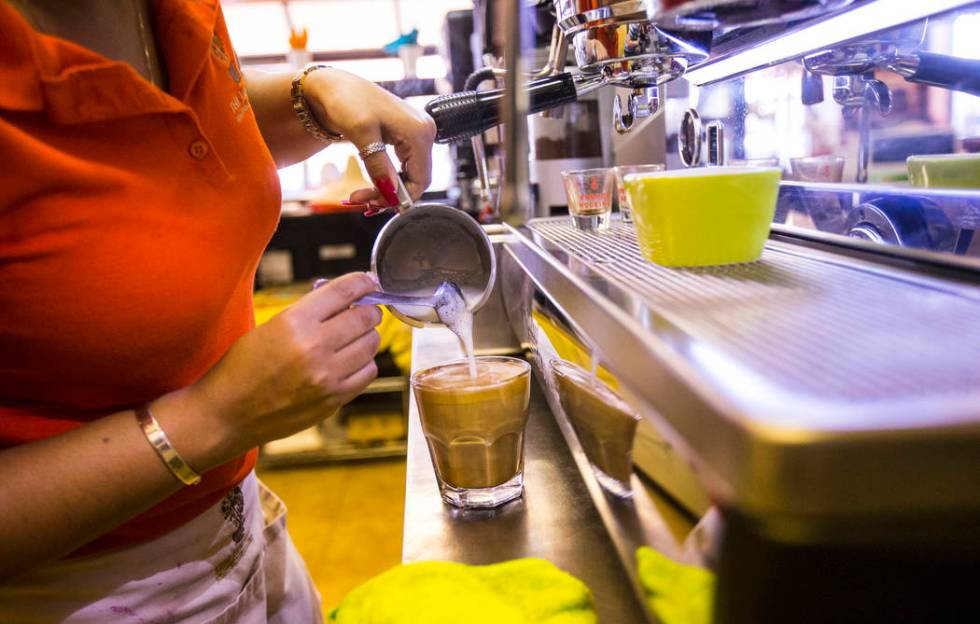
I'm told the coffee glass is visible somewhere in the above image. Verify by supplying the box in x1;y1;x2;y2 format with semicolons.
551;359;640;498
412;356;532;509
614;164;664;224
789;155;845;183
561;168;615;231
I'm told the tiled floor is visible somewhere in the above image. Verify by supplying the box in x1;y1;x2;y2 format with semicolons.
257;459;407;615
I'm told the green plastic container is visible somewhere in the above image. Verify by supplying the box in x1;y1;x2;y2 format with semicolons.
907;153;980;189
623;166;781;267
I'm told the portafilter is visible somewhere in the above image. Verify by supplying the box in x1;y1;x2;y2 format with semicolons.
425;1;715;144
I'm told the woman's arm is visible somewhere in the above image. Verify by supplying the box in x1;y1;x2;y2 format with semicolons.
246;68;436;205
0;274;381;579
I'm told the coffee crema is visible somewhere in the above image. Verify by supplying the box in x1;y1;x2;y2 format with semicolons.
413;358;531;490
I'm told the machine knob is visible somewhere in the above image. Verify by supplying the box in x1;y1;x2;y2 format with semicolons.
678;108;703;167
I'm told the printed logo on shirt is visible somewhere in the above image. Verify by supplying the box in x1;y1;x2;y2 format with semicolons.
210;34;230;65
211;33;250;124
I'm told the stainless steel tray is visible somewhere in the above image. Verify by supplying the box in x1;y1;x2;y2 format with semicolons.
503;217;980;531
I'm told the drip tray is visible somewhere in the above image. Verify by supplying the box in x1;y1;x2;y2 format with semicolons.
506;217;980;525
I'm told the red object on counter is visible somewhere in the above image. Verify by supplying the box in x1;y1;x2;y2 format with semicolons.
0;2;274;554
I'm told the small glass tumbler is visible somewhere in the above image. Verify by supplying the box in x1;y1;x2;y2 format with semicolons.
412;356;532;509
614;164;665;224
551;359;641;498
789;155;845;183
561;168;615;231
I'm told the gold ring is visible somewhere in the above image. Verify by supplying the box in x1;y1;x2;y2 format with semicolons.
358;142;387;159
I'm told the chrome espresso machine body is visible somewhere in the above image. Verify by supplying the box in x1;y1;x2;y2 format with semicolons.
418;1;980;622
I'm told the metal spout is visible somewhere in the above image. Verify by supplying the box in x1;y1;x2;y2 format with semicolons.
613;86;660;134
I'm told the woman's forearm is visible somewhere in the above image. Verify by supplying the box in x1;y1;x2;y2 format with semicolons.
246;69;330;168
0;273;384;579
0;389;218;579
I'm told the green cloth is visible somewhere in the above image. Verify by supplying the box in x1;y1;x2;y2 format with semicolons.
328;558;596;624
636;546;715;624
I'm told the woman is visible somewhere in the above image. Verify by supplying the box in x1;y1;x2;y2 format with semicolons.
0;1;436;621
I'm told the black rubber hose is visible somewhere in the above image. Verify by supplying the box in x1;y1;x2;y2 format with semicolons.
464;67;497;92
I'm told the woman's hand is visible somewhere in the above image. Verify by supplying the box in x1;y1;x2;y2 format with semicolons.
157;272;383;471
0;273;383;575
303;68;437;207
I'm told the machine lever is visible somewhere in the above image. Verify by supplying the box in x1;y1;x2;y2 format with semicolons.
426;73;603;144
890;52;980;98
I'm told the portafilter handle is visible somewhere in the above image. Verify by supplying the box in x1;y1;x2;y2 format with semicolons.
890;52;980;98
425;72;600;144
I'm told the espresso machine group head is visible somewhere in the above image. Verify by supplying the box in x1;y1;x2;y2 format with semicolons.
801;19;980;182
426;0;717;144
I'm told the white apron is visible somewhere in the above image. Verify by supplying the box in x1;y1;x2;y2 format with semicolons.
0;472;323;623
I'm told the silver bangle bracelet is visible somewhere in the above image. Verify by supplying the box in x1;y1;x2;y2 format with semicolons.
136;404;202;486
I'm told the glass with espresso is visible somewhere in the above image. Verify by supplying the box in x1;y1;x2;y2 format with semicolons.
412;356;532;509
551;359;641;497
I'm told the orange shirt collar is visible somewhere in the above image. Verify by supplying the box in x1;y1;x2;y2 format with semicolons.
0;0;220;123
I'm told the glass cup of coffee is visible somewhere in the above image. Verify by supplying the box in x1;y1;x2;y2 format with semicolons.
614;164;665;224
412;356;532;509
551;359;641;498
561;168;615;231
789;155;845;183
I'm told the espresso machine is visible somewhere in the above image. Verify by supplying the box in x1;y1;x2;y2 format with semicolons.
438;0;673;217
409;2;980;622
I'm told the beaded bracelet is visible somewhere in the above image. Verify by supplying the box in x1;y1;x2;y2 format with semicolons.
290;64;345;142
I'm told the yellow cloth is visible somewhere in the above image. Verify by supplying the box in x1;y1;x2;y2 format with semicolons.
253;284;413;375
328;558;596;624
636;547;714;624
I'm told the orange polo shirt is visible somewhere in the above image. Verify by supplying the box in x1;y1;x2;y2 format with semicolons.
0;1;280;553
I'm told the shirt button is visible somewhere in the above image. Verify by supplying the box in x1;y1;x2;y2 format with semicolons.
188;139;210;159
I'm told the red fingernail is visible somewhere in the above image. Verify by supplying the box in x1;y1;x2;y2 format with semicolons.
373;177;399;208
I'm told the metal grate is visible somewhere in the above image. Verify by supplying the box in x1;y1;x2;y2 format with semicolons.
528;218;980;402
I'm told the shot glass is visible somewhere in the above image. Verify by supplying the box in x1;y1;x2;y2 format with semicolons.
561;168;615;231
551;359;640;498
412;356;532;509
614;164;665;224
789;155;845;183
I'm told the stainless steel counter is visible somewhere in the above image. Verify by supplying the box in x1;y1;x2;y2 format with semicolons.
402;327;653;623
